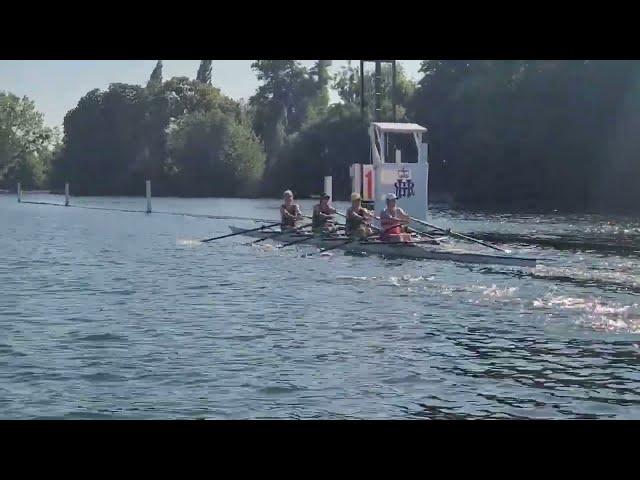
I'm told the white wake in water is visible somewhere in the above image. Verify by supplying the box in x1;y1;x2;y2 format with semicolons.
176;239;203;247
533;264;640;293
533;294;640;334
475;284;519;298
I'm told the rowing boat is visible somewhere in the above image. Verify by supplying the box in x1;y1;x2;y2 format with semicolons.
229;226;537;268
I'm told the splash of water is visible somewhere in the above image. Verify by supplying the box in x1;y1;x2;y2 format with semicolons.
176;239;202;247
533;294;640;334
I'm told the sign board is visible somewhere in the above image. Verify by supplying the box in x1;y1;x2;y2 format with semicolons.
374;162;428;220
349;163;375;206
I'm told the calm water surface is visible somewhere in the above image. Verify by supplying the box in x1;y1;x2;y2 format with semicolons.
1;194;640;419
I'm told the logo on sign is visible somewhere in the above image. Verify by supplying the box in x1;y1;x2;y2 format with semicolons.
394;168;415;198
397;167;411;180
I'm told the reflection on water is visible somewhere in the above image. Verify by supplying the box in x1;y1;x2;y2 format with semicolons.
1;195;640;419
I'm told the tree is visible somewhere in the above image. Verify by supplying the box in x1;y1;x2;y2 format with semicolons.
196;60;213;85
249;60;306;166
52;75;258;197
0;91;57;189
264;103;369;198
167;109;265;196
332;61;415;121
249;60;334;172
147;60;163;90
55;84;148;194
304;60;332;124
407;60;640;212
333;60;359;104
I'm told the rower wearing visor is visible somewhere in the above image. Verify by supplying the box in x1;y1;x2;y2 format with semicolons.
379;193;411;241
311;192;337;234
345;192;374;238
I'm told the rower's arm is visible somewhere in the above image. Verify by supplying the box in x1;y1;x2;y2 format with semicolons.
350;210;363;222
397;208;411;223
314;205;332;219
281;206;297;219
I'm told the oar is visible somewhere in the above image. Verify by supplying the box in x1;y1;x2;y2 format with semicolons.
278;225;345;249
302;223;404;258
335;210;380;233
409;217;509;253
337;210;438;243
201;222;281;243
246;222;312;246
278;233;321;248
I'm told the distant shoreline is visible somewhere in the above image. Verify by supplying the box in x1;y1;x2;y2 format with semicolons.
4;190;640;216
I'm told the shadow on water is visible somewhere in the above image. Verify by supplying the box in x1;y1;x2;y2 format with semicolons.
469;232;640;257
405;334;640;419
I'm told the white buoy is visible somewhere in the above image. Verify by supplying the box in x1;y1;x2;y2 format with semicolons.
17;183;21;203
324;176;332;200
65;182;70;206
146;180;152;213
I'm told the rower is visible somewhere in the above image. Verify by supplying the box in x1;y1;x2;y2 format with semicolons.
345;192;374;238
379;193;412;242
311;192;337;234
280;190;303;231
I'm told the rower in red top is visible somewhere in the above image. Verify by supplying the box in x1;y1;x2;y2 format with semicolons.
280;190;303;230
379;193;411;242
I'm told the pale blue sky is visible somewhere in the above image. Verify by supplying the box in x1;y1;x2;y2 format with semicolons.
0;60;423;128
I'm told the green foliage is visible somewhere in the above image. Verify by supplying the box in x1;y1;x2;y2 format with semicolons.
57;84;148;194
264;103;368;199
408;60;640;212
249;60;332;167
0;91;57;189
332;61;415;121
4;153;47;189
37;60;640;212
196;60;213;85
147;61;163;90
53;75;259;196
167;109;265;196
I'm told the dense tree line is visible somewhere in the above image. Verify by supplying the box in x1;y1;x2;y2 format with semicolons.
2;60;639;213
0;92;59;189
50;61;263;196
409;60;640;212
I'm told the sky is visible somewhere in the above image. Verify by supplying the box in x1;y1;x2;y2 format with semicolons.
0;60;423;129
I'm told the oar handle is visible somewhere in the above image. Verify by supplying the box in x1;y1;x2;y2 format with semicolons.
335;209;381;232
248;222;312;245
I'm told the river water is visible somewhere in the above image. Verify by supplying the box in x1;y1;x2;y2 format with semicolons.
1;194;640;419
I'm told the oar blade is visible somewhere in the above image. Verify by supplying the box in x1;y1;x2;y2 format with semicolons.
201;221;281;243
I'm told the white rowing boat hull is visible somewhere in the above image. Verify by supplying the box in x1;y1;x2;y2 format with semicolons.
229;226;537;268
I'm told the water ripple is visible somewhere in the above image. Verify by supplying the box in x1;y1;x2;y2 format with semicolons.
2;195;640;419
